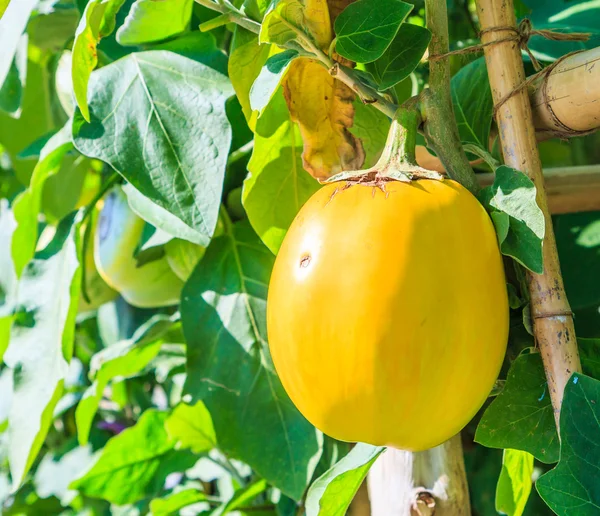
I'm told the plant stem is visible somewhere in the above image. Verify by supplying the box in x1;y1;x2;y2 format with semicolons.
476;0;581;426
376;105;420;170
422;0;480;193
193;0;397;118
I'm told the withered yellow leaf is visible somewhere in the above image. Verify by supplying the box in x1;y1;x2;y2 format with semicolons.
283;58;365;180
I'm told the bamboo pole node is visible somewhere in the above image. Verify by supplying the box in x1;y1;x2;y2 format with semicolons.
532;309;574;319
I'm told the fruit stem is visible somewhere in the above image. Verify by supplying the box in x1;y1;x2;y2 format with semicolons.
375;104;420;174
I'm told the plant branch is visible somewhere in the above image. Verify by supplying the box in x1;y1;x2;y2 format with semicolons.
193;0;397;118
422;0;480;194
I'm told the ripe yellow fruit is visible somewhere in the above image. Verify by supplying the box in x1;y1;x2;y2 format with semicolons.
267;179;508;451
95;188;184;308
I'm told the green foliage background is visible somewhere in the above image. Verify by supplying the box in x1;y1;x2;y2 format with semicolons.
0;0;600;514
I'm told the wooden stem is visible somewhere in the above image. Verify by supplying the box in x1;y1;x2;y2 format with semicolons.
476;0;582;425
367;435;470;516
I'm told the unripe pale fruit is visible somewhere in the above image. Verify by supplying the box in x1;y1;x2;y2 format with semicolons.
267;179;508;451
95;188;184;308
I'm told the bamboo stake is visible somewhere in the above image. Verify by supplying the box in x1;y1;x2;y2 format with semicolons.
476;0;582;424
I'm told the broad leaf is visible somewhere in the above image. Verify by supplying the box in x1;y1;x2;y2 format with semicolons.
475;352;559;463
117;0;193;46
0;0;37;88
451;57;493;149
367;23;430;90
11;123;73;277
181;219;322;500
73;51;233;245
496;449;534;516
244;90;320;254
71;0;126;122
229;27;272;129
76;313;179;445
165;401;217;453
122;183;207;246
250;49;299;114
350;97;390;167
305;443;384;516
283;59;365;179
537;373;600;515
0;34;27;117
334;0;413;63
481;166;545;274
4;214;82;488
71;410;197;505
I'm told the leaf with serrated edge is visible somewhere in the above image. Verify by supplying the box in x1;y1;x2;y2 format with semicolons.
475;352;559;463
305;443;384;516
244;90;320;254
334;0;413;63
73;51;233;245
537;374;600;515
181;219;322;500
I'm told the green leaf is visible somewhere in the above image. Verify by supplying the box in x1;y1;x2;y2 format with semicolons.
481;166;545;274
475;352;559;463
73;51;233;245
0;33;27;117
244;90;320;254
495;449;534;516
214;479;268;516
0;0;37;88
181;219;322;500
334;0;413;63
4;213;82;488
0;0;10;19
259;0;314;49
71;0;126;122
350;97;390;167
71;410;197;505
149;486;208;516
249;49;299;114
116;0;194;46
579;338;600;379
0;200;17;361
536;373;600;515
229;27;272;129
366;24;430;90
305;443;384;516
165;401;216;453
76;313;178;445
10;124;73;277
451;57;493;148
122;183;207;246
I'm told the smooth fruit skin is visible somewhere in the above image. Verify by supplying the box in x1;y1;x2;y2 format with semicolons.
267;179;508;451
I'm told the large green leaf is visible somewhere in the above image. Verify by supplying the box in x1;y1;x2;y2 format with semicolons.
476;352;559;463
305;443;384;516
537;373;600;515
71;0;126;122
181;218;322;500
76;313;179;445
71;410;197;505
4;214;82;488
334;0;413;63
73;51;233;245
11;124;73;277
481;166;545;274
367;24;430;90
496;449;534;516
244;90;320;255
451;57;493;149
0;0;37;88
116;0;194;46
